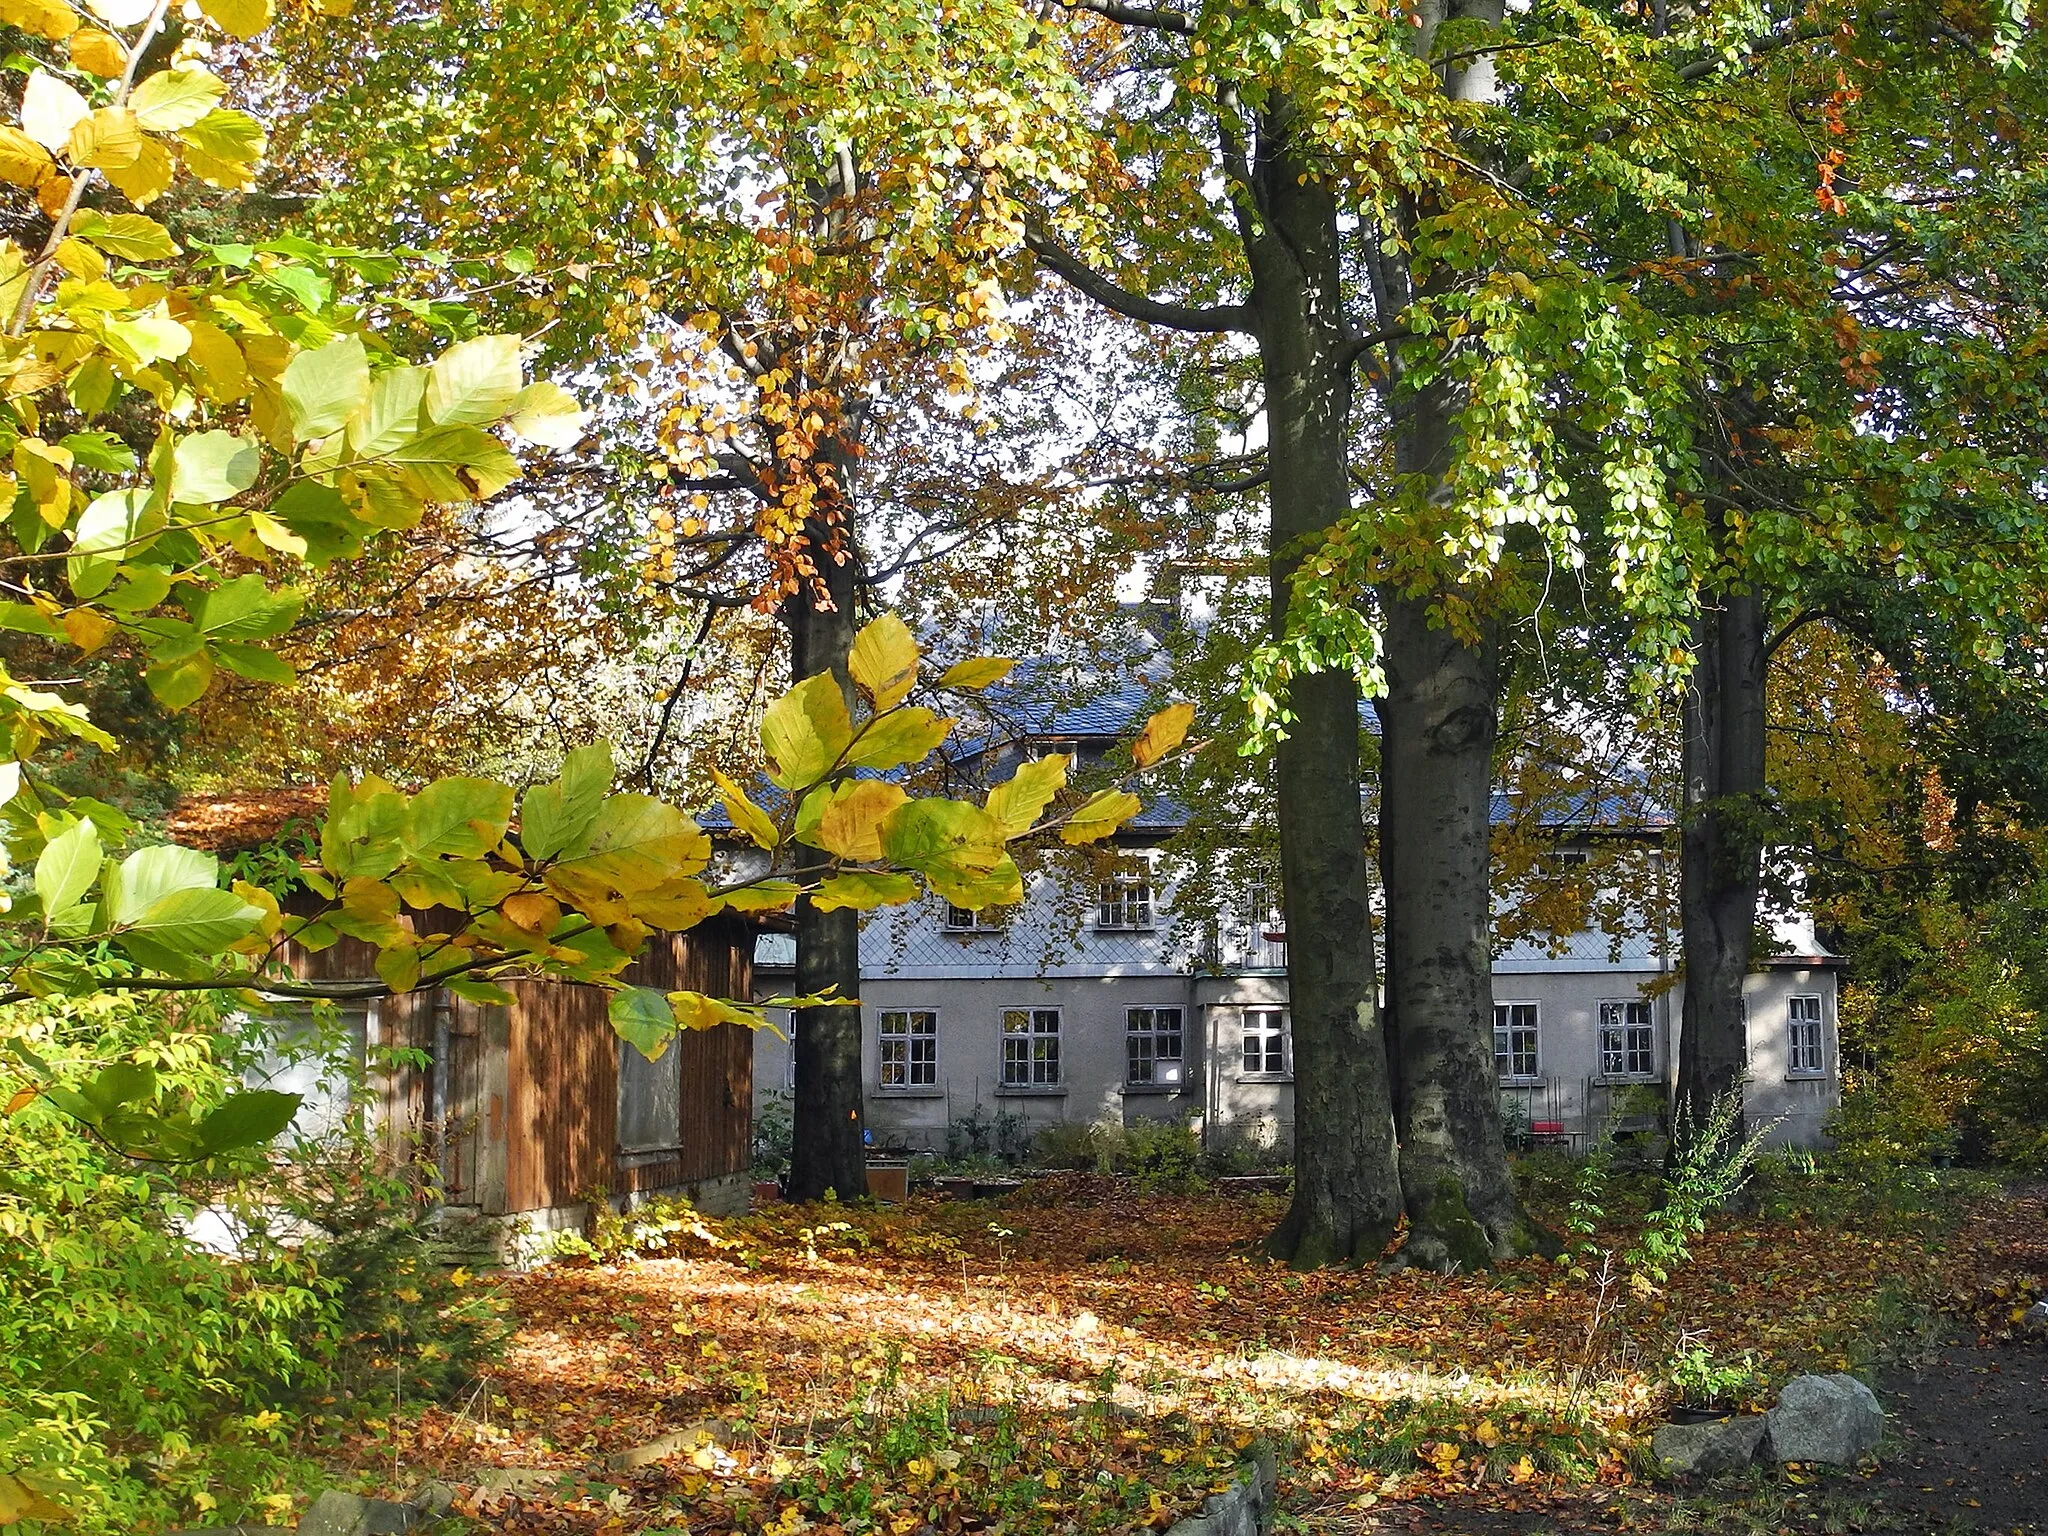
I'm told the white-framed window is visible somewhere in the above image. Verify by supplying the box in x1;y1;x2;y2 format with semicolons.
1001;1007;1061;1087
1787;994;1825;1076
1599;999;1655;1078
1494;1002;1540;1082
1241;1007;1289;1077
1096;877;1153;930
1125;1006;1185;1086
878;1008;938;1089
944;903;999;932
1546;847;1591;873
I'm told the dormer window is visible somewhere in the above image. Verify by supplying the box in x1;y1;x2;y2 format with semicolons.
1096;877;1153;931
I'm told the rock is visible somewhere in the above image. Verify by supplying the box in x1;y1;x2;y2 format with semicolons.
404;1482;456;1519
1163;1445;1276;1536
1649;1416;1768;1478
1766;1373;1884;1465
606;1418;733;1472
294;1490;428;1535
2023;1300;2048;1330
473;1467;568;1499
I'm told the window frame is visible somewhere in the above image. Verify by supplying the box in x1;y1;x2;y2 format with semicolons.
1124;1005;1187;1088
1786;994;1826;1078
1598;999;1656;1080
943;902;1000;934
877;1007;939;1091
999;1005;1063;1089
1095;875;1155;931
617;1034;683;1154
1493;1001;1541;1084
1240;1006;1291;1080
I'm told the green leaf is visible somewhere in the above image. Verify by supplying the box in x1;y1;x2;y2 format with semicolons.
70;209;178;260
810;870;919;912
425;332;524;426
280;334;369;441
844;706;953;773
505;380;585;447
196;1089;300;1154
552;793;709;896
187;572;302;638
170;429;260;504
58;429;137;474
403;776;515;859
119;884;262;955
346;364;427;458
82;1061;156;1113
760;671;853;789
34;816;101;919
213;640;294;683
609;985;676;1061
521;740;612;860
878;799;1005;881
384;425;520;500
986;753;1070;838
925;852;1024;912
106;841;220;926
67;489;157;599
178;108;264;187
445;978;515;1006
849;613;919;711
146;648;214;710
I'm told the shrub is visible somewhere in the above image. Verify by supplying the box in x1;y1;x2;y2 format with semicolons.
1033;1120;1107;1171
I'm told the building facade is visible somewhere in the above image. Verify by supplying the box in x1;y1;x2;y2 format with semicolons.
752;858;1843;1156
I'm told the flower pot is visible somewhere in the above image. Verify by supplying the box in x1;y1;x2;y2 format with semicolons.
751;1179;781;1208
1667;1404;1736;1425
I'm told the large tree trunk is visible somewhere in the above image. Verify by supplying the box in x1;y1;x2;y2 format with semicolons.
1376;589;1551;1265
784;529;868;1203
1246;104;1404;1269
1673;588;1766;1156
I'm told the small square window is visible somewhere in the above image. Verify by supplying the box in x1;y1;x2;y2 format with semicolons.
879;1009;938;1089
1241;1008;1289;1077
1097;878;1153;930
1599;1000;1654;1078
1001;1007;1061;1086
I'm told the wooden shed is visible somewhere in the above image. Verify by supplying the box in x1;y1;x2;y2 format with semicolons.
170;793;758;1248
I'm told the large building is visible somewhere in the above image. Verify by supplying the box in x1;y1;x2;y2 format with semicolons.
748;639;1844;1157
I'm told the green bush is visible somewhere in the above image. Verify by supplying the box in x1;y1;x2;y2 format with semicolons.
1032;1120;1106;1171
0;992;505;1533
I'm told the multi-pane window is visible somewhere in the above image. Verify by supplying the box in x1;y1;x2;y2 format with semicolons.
1494;1002;1540;1081
1001;1007;1062;1086
1096;877;1153;930
944;904;996;932
878;1009;938;1089
1787;995;1825;1075
1599;1000;1655;1078
1242;1007;1289;1076
1125;1007;1185;1085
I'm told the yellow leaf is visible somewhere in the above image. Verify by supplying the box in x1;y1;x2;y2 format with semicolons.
68;26;125;75
248;509;307;557
0;126;55;188
985;753;1068;838
0;1472;71;1524
128;67;227;133
60;607;112;652
0;0;79;41
1474;1418;1501;1448
1131;700;1194;769
810;780;907;862
809;870;917;912
20;69;88;153
197;0;273;38
4;1086;37;1114
183;317;249;402
100;134;171;207
760;671;852;789
68;107;141;169
50;237;102;280
1511;1454;1534;1482
710;766;778;850
848;612;919;711
1059;788;1142;845
937;656;1014;690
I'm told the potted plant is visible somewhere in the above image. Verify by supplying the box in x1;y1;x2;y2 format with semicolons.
1666;1342;1767;1422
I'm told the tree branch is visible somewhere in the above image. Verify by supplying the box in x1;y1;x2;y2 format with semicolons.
1056;0;1194;33
1024;225;1254;335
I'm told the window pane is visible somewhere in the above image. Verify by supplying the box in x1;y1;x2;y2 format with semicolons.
618;1037;681;1151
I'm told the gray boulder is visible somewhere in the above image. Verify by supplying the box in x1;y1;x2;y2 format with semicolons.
1766;1373;1884;1464
2023;1300;2048;1330
295;1490;428;1535
1650;1415;1768;1479
1163;1445;1276;1536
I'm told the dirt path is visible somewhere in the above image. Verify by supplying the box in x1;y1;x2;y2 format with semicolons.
1863;1336;2048;1534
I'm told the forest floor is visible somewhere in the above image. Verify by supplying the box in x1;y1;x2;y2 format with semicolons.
344;1169;2046;1536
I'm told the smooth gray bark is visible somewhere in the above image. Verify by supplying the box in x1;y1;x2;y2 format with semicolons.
784;513;869;1204
1241;100;1403;1268
1673;588;1766;1155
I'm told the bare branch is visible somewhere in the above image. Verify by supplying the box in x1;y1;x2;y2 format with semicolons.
1024;225;1255;335
1056;0;1194;33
